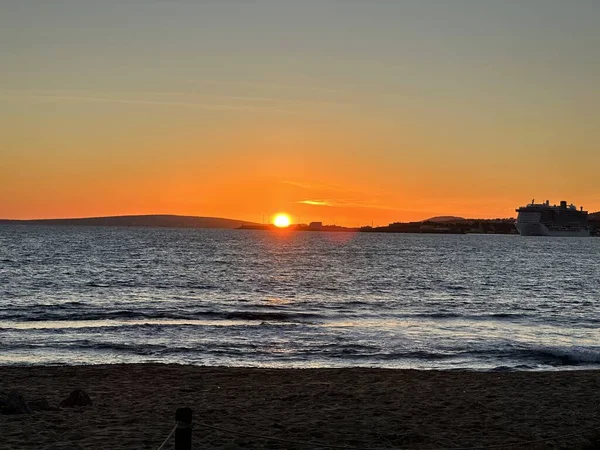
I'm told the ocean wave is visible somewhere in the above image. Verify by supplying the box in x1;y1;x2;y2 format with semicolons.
409;312;463;319
488;313;526;319
378;350;456;361
221;311;321;322
0;340;175;355
317;345;600;366
0;307;324;326
2;335;599;368
2;307;593;329
396;312;527;321
445;285;467;291
394;311;555;323
522;346;600;365
465;345;600;366
0;309;150;322
305;346;457;361
85;281;217;290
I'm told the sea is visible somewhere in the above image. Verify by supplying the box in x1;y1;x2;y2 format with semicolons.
1;225;599;371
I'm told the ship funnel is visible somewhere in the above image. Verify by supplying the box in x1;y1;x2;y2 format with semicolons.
560;200;567;208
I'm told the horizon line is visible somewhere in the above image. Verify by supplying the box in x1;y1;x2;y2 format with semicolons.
0;213;525;225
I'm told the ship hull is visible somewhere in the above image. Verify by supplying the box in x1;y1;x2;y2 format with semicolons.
515;222;590;237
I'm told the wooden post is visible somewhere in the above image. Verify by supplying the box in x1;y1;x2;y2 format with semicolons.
175;407;192;450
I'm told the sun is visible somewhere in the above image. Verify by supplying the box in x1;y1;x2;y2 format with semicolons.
273;213;291;228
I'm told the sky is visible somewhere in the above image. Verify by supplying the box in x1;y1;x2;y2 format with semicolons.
1;0;599;226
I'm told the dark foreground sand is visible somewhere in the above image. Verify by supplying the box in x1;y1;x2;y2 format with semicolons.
1;365;599;449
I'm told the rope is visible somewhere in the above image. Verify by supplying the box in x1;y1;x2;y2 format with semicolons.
156;424;177;450
195;420;600;450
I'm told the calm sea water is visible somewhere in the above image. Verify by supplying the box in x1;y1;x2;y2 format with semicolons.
1;225;599;370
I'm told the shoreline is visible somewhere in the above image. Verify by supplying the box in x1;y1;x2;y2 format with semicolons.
1;364;599;449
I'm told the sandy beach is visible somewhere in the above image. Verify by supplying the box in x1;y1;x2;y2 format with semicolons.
1;365;599;449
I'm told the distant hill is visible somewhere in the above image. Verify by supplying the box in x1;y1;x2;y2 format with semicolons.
0;215;259;229
424;216;467;223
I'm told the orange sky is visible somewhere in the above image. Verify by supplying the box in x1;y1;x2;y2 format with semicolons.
1;2;599;226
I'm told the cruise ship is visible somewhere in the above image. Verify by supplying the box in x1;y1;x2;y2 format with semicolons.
515;200;590;237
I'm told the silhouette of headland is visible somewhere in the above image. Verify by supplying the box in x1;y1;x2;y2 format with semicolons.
0;215;259;229
425;216;467;223
361;217;518;234
239;222;358;232
2;213;599;234
240;218;519;234
589;212;600;236
242;213;600;235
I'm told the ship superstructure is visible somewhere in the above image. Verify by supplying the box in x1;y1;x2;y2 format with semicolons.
515;200;589;237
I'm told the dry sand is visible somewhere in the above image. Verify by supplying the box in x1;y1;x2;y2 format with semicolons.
1;364;599;449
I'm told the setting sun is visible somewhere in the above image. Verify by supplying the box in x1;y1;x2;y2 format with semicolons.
273;214;291;228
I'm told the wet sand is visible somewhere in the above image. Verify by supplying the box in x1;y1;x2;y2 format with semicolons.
1;364;599;449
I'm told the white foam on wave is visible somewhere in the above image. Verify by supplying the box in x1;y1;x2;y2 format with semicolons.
0;318;258;330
